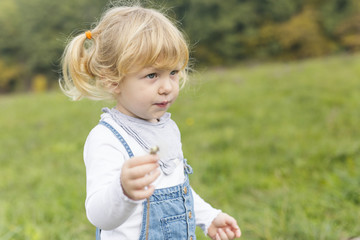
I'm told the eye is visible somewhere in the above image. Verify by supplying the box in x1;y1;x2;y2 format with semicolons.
146;73;158;79
170;70;179;76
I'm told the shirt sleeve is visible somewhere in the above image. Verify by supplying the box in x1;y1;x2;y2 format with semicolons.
83;125;143;230
192;187;222;235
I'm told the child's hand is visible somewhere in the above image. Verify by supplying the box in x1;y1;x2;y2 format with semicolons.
120;154;160;200
207;212;241;240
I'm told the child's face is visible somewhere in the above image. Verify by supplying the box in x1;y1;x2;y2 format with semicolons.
115;67;180;122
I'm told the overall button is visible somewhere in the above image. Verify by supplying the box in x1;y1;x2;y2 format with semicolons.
190;236;193;240
188;211;192;219
183;186;188;195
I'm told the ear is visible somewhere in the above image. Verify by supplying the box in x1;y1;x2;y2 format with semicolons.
112;82;121;94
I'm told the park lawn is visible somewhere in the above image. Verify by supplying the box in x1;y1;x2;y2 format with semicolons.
1;53;360;239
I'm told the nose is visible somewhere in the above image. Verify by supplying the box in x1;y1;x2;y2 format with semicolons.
158;77;173;95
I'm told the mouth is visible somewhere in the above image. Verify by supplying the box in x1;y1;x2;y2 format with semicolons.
154;101;170;108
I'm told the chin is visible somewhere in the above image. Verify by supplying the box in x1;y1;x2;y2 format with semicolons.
152;112;166;120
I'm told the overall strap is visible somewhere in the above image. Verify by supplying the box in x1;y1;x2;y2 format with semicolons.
99;120;134;158
95;120;135;240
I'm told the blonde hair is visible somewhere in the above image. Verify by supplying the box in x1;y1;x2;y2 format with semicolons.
60;3;189;100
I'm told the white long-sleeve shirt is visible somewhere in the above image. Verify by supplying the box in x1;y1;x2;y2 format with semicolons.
84;113;221;239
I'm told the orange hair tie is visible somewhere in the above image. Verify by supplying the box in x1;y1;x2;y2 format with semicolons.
85;31;92;40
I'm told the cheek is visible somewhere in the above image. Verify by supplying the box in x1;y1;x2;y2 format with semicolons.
174;81;180;93
173;86;180;99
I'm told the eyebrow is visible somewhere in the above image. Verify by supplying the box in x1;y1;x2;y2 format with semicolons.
137;66;181;77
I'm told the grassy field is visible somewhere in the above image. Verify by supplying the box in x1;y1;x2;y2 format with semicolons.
1;54;360;240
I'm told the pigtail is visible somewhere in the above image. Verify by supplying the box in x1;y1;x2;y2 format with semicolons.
60;31;110;100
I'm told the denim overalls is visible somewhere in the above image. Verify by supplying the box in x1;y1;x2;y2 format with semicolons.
96;121;196;240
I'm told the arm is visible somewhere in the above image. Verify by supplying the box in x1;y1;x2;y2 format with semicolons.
84;125;155;230
192;188;221;234
84;126;139;230
84;125;160;230
192;188;241;239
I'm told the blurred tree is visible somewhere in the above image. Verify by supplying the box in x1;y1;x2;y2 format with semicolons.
0;0;21;58
31;74;48;93
241;0;303;59
259;0;302;22
320;0;357;35
0;0;106;92
335;14;360;51
0;60;21;93
0;0;22;92
166;0;305;64
330;0;360;51
276;6;335;59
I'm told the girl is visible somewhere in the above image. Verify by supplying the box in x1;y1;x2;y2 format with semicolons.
60;2;241;240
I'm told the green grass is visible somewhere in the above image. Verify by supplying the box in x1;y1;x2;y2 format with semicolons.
1;54;360;239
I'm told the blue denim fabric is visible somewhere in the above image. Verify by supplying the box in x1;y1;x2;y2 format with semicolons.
138;171;196;240
96;121;195;240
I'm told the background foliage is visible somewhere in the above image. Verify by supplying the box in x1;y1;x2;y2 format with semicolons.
0;0;359;92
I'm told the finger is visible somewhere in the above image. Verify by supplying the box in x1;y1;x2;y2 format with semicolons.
218;228;228;240
224;215;239;231
225;228;235;239
215;233;221;240
128;168;161;190
127;162;159;179
129;185;156;200
126;155;159;168
234;228;241;238
226;219;241;238
229;222;241;236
